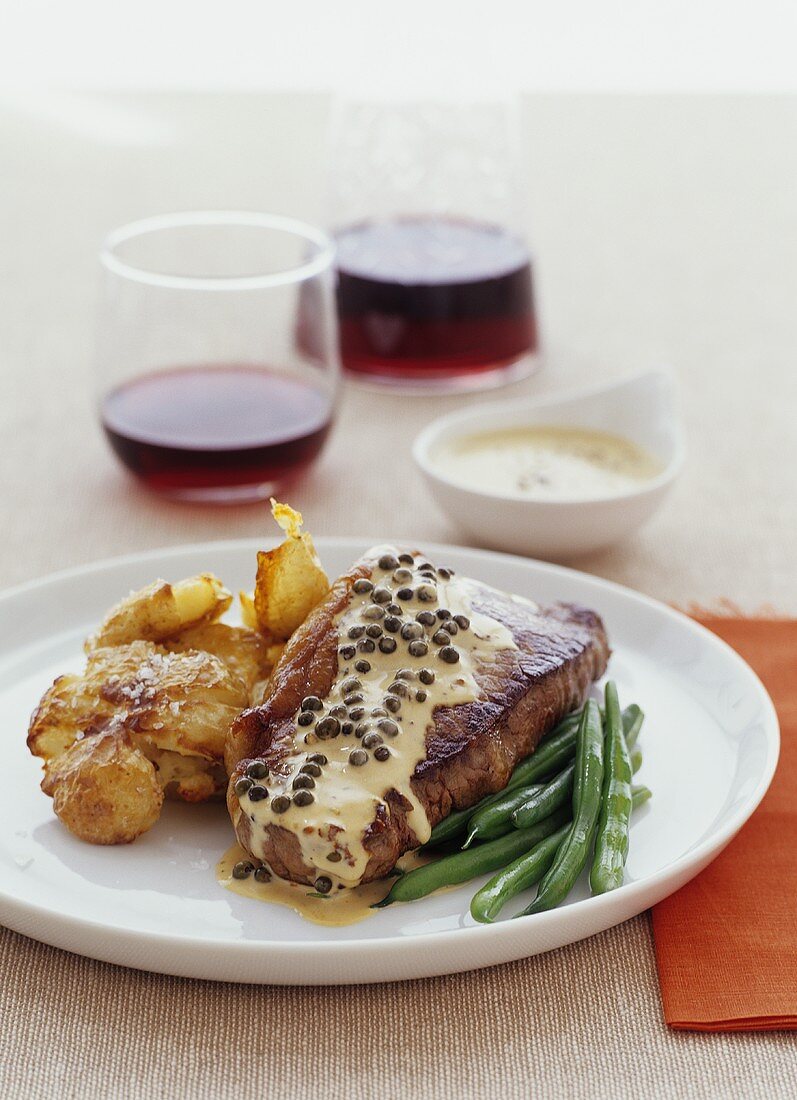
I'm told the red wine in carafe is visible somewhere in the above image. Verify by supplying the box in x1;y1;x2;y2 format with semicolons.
101;366;332;500
334;217;537;381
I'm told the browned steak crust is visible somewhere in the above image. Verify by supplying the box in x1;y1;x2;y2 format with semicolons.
227;552;609;885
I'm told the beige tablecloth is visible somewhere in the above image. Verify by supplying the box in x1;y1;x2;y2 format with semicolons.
1;93;796;1098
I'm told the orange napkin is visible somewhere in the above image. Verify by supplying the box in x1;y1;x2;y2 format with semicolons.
652;617;797;1032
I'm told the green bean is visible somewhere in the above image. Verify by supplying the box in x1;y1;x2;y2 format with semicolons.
630;784;652;807
422;806;478;849
374;809;571;907
511;763;575;830
630;746;643;775
421;709;583;850
462;709;585;846
497;785;651;922
590;682;634;895
622;704;644;751
504;711;581;788
464;702;641;845
424;786;536;850
470;823;571;923
462;785;544;847
516;699;604;916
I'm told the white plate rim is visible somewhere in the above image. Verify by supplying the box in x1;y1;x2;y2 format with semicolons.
0;538;780;981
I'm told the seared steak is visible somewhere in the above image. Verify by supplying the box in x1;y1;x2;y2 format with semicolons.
227;547;609;887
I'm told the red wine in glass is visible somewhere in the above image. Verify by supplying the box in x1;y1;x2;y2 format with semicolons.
101;366;333;502
334;217;538;385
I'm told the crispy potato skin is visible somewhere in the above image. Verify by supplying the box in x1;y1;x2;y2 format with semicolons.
42;727;163;845
253;522;329;641
29;641;248;766
86;574;232;652
164;623;271;697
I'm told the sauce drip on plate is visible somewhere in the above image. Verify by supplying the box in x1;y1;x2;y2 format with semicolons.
217;843;433;926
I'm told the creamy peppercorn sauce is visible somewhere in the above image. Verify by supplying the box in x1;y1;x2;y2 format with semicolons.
431;425;661;501
216;842;434;924
229;548;518;891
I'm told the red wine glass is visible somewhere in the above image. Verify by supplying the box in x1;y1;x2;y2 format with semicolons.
96;211;340;503
328;95;540;393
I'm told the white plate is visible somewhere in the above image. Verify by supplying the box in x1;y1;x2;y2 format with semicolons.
0;539;779;985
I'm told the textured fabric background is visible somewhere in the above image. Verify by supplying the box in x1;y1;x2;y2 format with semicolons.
1;93;796;1097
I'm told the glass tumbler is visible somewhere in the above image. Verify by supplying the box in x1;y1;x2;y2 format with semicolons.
328;94;540;392
96;211;340;503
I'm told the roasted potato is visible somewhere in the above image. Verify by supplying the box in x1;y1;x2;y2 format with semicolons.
42;726;163;845
28;499;331;845
164;622;272;697
251;500;329;641
29;641;248;770
239;589;258;630
142;745;226;803
86;574;232;652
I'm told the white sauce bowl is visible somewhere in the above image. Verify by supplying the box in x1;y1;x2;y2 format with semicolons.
412;371;685;559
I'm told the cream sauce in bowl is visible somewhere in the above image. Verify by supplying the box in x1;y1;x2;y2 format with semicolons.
430;426;661;502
